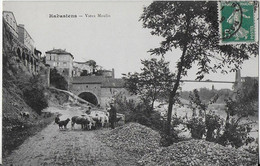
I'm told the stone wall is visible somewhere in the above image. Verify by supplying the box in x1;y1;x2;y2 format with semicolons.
70;83;102;104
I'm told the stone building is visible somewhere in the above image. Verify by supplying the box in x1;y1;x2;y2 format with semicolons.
71;76;127;107
45;49;74;78
18;24;35;53
3;11;41;74
3;11;18;38
100;69;115;78
73;61;94;77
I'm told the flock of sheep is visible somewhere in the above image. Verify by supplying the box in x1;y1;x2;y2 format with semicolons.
55;110;125;130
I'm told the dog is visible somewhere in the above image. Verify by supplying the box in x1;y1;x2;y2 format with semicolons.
57;118;70;129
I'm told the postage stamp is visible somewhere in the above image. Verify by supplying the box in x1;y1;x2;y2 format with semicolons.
218;1;258;45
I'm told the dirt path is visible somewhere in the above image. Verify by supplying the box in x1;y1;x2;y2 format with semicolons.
3;106;136;166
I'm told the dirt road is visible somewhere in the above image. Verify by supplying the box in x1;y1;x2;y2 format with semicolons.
3;106;137;166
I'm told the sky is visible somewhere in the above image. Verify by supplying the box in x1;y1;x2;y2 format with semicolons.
2;1;259;91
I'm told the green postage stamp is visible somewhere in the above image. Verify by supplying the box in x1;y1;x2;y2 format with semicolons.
218;1;258;44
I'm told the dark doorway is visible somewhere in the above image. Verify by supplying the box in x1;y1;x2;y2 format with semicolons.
78;92;98;105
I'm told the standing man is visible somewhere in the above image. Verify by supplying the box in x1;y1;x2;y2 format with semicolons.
108;102;117;129
86;106;91;114
54;114;60;124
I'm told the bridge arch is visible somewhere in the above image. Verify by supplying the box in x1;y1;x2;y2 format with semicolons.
78;92;99;106
16;48;21;59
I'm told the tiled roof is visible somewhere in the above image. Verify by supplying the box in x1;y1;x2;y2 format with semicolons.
72;76;125;88
45;49;74;59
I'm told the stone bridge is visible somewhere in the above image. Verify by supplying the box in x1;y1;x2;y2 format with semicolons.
70;76;127;107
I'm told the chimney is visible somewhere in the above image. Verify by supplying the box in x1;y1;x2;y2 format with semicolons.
112;68;115;78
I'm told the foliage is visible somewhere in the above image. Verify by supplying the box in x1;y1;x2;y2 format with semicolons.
186;87;257;148
50;68;68;90
186;117;206;139
140;1;258;138
233;77;258;117
217;118;255;148
123;58;175;113
186;89;221;140
217;78;258;148
112;92;182;146
18;75;48;115
205;113;223;141
86;60;97;68
244;139;258;154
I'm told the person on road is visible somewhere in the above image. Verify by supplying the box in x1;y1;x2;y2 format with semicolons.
54;114;60;124
108;102;117;129
86;106;91;114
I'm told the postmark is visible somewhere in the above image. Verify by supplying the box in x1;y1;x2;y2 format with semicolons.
218;1;258;45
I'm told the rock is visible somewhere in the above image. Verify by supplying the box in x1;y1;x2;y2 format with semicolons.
138;139;258;166
99;123;161;159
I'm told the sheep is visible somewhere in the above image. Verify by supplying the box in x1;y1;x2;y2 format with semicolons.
20;111;30;118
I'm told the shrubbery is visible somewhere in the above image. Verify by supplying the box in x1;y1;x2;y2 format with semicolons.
50;68;68;90
19;75;48;115
184;89;256;149
113;92;182;146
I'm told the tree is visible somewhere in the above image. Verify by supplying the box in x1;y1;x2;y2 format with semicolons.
140;1;258;137
86;60;104;75
86;60;97;68
218;77;258;148
86;60;98;74
186;89;220;141
50;68;68;90
123;58;175;114
20;75;48;115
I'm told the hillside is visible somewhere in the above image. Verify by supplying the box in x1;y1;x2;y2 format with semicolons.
2;26;57;157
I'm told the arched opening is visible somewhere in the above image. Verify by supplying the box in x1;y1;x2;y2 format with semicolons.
78;92;98;106
22;52;26;65
27;55;31;70
34;60;37;72
30;56;34;71
17;48;21;59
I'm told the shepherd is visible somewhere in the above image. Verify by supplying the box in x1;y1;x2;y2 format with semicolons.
108;102;117;129
85;106;91;114
54;114;60;124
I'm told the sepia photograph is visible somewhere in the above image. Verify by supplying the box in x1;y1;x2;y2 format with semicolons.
1;1;259;165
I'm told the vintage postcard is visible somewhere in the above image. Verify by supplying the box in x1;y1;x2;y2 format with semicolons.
2;1;259;165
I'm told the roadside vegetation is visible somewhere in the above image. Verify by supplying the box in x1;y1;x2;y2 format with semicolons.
121;1;259;152
50;68;68;90
2;34;54;157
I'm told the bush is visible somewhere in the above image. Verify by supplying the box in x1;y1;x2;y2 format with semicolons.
186;117;206;139
113;92;182;147
50;68;68;90
217;119;255;148
205;113;223;141
19;75;48;115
